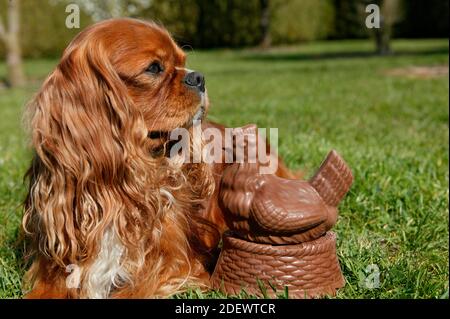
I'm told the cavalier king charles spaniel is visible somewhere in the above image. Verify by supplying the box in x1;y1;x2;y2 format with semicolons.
22;18;294;298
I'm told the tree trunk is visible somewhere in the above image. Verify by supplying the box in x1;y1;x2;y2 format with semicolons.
259;0;271;49
374;0;400;56
2;0;26;87
374;16;391;55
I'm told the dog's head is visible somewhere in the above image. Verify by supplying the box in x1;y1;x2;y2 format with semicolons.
58;18;207;149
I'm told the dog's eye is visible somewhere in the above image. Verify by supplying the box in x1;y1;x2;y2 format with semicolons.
146;62;163;75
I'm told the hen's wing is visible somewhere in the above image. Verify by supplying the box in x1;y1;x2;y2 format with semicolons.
250;177;331;233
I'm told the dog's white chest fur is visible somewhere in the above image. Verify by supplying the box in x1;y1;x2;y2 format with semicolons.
84;229;128;299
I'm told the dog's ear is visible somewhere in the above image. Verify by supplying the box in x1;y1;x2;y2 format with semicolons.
23;34;154;268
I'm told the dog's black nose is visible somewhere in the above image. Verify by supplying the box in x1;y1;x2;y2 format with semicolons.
184;71;205;92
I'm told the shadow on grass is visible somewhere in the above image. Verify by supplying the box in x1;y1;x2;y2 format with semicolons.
240;47;449;62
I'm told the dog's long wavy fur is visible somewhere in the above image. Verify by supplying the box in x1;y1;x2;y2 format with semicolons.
22;19;220;298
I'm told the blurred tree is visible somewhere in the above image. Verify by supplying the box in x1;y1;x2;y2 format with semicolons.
193;0;261;48
333;0;402;54
1;0;93;59
144;0;336;47
259;0;271;48
143;0;262;48
141;0;198;46
54;0;152;21
0;0;25;87
1;0;447;57
396;0;449;38
271;0;335;43
331;0;367;39
361;0;402;55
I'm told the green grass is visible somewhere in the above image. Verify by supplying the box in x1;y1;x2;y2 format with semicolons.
0;39;448;299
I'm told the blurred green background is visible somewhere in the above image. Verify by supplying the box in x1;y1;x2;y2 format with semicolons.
0;0;449;58
0;0;448;299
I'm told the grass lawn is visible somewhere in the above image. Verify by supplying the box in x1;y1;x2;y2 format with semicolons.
0;39;448;299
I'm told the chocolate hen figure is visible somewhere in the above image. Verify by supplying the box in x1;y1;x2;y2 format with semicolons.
212;125;353;298
221;149;353;244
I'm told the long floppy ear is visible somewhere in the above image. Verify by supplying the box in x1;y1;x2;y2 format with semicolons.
23;35;158;269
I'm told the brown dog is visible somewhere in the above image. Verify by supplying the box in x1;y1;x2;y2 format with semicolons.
23;18;294;298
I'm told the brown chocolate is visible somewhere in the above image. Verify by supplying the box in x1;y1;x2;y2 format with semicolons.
220;148;353;244
213;131;353;297
211;231;345;298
